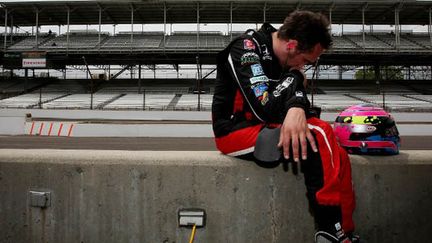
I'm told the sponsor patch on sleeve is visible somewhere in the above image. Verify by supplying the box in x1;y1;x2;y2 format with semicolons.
240;52;260;65
250;64;264;76
260;91;269;105
273;76;294;97
252;83;268;97
243;39;256;50
249;75;269;84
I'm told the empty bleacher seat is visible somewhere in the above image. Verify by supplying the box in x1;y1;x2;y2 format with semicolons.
344;33;391;49
374;33;424;50
41;33;108;49
102;32;163;49
165;31;228;49
403;34;432;49
9;35;54;50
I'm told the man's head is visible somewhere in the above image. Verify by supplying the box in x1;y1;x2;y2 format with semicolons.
274;10;332;68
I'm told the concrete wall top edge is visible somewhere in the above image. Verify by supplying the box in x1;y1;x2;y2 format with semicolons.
0;149;431;166
350;151;432;165
0;149;239;167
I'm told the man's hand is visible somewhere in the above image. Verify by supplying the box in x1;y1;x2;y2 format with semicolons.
278;107;318;162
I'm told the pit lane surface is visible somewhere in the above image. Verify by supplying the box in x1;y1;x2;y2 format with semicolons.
0;136;429;150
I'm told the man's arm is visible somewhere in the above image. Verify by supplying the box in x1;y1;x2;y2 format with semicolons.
227;37;317;160
227;37;309;122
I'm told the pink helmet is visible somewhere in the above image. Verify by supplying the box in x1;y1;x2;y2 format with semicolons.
333;104;400;154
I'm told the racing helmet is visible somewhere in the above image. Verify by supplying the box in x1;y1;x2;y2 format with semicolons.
333;104;400;154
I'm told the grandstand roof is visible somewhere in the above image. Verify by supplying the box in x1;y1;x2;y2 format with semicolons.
1;0;432;26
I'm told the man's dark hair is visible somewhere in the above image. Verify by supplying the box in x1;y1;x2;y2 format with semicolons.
278;10;332;52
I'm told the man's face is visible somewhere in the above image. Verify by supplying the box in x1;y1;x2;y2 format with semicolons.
285;43;323;69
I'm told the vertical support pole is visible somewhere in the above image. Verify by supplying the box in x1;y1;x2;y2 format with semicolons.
25;68;28;91
138;64;142;93
98;6;102;50
3;8;7;51
130;4;134;51
10;15;13;44
58;25;61;35
66;7;70;55
361;5;366;51
142;89;146;111
90;77;93;110
408;66;411;80
35;8;39;49
39;87;42;109
429;8;432;48
196;56;201;111
163;2;166;52
197;2;200;53
230;2;233;40
263;2;267;23
395;7;400;49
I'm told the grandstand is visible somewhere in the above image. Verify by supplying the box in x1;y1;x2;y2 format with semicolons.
4;31;432;53
1;0;432;111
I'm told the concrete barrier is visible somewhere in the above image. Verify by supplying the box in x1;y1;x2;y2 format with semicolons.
0;149;431;243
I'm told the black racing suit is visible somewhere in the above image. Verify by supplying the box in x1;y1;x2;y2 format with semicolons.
211;23;356;236
212;23;309;140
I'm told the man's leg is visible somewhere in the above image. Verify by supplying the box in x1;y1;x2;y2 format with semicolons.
300;141;344;236
304;117;356;240
214;124;263;156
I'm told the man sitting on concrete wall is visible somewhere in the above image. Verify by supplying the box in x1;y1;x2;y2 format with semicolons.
212;10;358;243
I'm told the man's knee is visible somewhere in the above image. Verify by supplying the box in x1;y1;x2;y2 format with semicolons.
309;117;333;134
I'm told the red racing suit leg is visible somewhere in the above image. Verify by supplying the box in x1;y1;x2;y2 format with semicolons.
306;117;355;233
215;124;264;157
214;117;355;233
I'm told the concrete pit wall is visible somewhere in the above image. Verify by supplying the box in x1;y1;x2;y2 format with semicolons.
0;149;431;243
